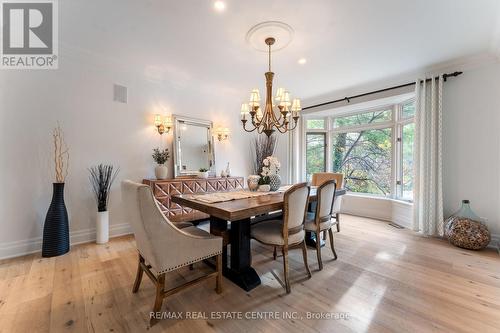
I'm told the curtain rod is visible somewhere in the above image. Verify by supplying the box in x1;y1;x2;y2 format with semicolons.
302;71;463;111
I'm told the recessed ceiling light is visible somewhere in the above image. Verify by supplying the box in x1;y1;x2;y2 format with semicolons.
214;1;226;12
298;58;307;65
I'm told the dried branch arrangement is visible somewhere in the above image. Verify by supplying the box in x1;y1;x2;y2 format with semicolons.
53;125;69;183
89;164;120;212
251;134;277;175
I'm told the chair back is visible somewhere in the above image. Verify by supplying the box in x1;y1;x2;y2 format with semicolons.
282;183;310;243
311;172;344;188
121;180;179;270
316;179;337;223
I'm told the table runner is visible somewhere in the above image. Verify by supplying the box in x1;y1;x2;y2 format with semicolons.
188;186;294;204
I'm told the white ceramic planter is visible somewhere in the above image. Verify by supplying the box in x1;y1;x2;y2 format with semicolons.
96;211;109;244
155;164;168;180
258;184;271;192
198;171;209;178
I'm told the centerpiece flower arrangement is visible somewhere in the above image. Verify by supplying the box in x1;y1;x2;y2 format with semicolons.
259;156;281;191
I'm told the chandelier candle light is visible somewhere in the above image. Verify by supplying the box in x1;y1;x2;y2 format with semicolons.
241;37;302;136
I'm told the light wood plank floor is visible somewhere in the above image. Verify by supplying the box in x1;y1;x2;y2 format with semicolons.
1;215;499;333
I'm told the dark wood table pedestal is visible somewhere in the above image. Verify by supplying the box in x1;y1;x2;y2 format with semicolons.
210;216;261;291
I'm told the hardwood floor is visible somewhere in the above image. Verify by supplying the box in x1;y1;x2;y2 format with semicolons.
1;215;499;333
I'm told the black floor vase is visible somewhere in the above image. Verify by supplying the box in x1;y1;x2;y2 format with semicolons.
42;183;70;257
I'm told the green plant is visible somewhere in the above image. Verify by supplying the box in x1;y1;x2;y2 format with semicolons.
152;148;170;164
258;176;270;185
199;168;208;172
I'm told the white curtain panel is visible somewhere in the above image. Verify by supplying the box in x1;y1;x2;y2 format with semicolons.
412;75;444;236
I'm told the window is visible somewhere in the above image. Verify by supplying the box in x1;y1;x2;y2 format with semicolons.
402;101;415;118
332;128;392;196
333;109;392;128
306;119;326;130
303;99;415;201
305;133;326;182
400;122;415;199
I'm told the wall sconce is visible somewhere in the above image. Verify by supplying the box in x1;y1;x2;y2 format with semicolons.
154;114;173;135
215;127;230;141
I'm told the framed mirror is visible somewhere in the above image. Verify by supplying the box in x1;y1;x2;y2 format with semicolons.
173;115;216;177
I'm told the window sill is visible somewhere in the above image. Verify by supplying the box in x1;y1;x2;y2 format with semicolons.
345;192;413;206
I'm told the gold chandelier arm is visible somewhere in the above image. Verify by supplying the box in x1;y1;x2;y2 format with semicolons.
287;117;299;131
241;119;258;133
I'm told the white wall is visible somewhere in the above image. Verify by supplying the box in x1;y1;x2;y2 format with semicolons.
442;61;500;242
0;51;253;259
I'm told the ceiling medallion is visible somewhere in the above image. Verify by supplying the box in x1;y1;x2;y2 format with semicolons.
245;21;294;52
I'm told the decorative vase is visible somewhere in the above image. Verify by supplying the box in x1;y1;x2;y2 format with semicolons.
225;162;231;177
42;183;70;257
269;174;281;191
96;211;109;244
155;164;168;180
445;200;490;250
221;169;227;177
258;184;270;192
247;175;260;191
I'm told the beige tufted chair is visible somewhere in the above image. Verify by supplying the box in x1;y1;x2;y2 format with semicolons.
305;179;338;270
311;172;344;232
250;183;312;293
121;180;223;326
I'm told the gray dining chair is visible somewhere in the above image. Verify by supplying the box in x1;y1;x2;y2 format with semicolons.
121;180;223;326
304;179;338;270
250;183;312;293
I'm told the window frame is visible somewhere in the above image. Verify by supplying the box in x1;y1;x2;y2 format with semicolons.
305;131;327;181
301;98;415;201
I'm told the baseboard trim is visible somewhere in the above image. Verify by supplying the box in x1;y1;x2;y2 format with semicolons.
0;223;132;260
489;234;500;253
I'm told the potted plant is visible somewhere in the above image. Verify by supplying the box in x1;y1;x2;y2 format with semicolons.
42;125;70;257
258;174;271;192
89;164;119;244
152;148;170;180
261;156;281;191
198;168;209;178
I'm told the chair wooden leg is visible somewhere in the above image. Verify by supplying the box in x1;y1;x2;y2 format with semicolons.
273;246;277;260
215;254;223;294
328;228;338;260
150;273;165;326
336;213;340;232
282;247;291;294
316;231;323;271
301;240;312;278
132;255;144;293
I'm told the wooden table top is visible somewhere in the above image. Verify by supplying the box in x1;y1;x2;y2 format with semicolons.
171;188;346;221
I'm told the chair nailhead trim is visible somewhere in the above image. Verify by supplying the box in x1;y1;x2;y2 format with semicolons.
157;250;223;274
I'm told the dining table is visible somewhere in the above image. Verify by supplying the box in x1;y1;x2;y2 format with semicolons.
171;186;346;291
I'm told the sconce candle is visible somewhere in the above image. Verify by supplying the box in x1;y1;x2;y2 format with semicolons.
154;114;172;135
215;127;230;141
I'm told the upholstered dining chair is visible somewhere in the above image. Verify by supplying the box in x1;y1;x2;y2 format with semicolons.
311;172;344;232
305;179;338;270
250;183;312;294
121;180;223;326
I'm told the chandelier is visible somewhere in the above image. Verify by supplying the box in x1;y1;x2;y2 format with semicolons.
240;37;301;137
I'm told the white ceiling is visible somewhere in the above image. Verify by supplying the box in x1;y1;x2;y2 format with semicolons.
61;0;500;102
